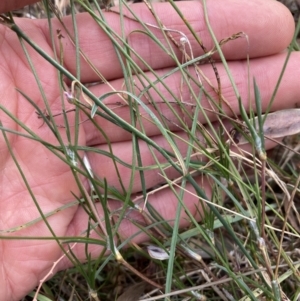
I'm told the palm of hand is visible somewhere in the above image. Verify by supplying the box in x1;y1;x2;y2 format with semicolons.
0;20;87;300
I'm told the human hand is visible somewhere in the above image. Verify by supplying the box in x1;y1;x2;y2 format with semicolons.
0;0;298;300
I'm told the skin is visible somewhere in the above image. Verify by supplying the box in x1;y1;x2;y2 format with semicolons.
0;0;299;299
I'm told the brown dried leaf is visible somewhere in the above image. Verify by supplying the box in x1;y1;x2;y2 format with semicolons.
235;109;300;144
116;282;146;301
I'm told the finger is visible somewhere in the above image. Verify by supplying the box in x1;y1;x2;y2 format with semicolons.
62;172;212;267
82;52;300;145
85;120;279;195
0;0;38;13
41;0;294;82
